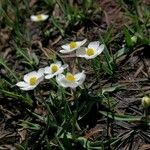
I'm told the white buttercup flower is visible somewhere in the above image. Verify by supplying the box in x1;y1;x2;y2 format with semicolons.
16;69;44;91
59;39;87;54
76;41;104;59
56;71;86;88
44;61;68;79
30;14;49;22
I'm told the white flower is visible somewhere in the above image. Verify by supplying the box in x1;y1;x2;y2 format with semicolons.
30;14;49;22
59;39;87;54
76;41;104;59
56;71;86;88
44;61;68;79
16;69;44;91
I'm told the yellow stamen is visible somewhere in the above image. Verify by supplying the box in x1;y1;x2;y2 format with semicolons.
69;42;77;49
29;77;37;85
51;64;59;73
36;14;43;21
86;48;95;56
66;73;75;82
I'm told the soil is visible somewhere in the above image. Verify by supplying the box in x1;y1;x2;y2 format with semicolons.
0;0;150;149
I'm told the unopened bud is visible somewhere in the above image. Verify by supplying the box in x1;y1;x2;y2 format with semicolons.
131;36;137;43
142;96;150;108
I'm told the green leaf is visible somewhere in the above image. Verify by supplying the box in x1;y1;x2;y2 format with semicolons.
0;57;18;81
31;52;39;65
102;62;113;75
124;27;133;47
113;47;126;60
102;84;122;94
77;137;103;150
0;89;33;106
19;120;41;130
99;111;142;121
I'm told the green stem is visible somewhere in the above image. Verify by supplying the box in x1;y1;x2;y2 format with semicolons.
73;89;81;131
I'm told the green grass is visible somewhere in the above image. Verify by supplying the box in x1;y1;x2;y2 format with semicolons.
0;0;150;149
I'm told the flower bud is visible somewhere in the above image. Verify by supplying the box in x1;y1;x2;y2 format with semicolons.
142;96;150;108
131;35;137;43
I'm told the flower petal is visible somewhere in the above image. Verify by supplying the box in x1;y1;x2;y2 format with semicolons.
44;66;51;74
75;71;85;80
57;77;78;88
24;71;38;83
76;39;87;48
38;68;45;75
60;39;87;54
37;76;44;83
96;44;104;55
84;54;98;60
54;68;64;75
56;71;85;89
61;64;68;69
30;14;49;22
77;73;86;85
20;85;36;91
56;74;68;88
88;41;100;50
67;82;79;88
59;49;75;54
45;74;55;79
61;44;70;50
16;81;29;87
30;15;37;21
41;14;49;20
55;61;62;67
76;47;86;57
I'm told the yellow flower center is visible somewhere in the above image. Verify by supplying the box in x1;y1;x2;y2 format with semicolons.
36;14;43;20
69;42;77;49
51;64;59;73
29;77;37;85
66;73;76;82
86;48;95;56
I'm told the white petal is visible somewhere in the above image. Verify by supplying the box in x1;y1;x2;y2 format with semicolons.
44;66;51;74
20;85;36;91
30;14;49;22
45;74;55;79
84;54;98;60
61;44;70;50
76;39;87;48
44;64;66;79
58;78;78;88
56;74;68;88
77;73;86;85
38;68;45;75
61;64;68;69
67;82;79;88
30;15;37;21
59;49;75;54
60;39;86;54
37;76;44;83
88;41;100;50
96;44;105;55
56;74;82;89
37;69;44;81
55;61;62;67
50;64;68;75
16;81;29;87
76;47;98;59
54;68;64;75
76;47;86;57
23;71;38;83
75;71;85;80
41;14;49;20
